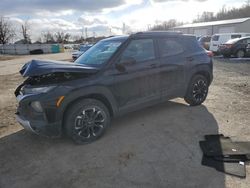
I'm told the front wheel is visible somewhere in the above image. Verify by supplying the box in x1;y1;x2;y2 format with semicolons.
64;99;110;144
184;75;209;106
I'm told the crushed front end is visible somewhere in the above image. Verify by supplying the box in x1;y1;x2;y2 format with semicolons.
15;59;98;137
15;74;70;137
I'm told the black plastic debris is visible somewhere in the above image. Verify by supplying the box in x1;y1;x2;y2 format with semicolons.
200;134;250;178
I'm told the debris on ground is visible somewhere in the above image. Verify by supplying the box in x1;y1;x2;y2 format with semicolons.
200;134;250;178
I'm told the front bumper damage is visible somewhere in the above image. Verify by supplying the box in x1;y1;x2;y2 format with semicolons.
16;114;35;133
15;92;63;137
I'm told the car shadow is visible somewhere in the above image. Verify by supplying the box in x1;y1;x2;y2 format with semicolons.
0;100;225;188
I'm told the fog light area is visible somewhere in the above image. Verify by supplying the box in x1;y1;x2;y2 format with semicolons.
30;101;43;113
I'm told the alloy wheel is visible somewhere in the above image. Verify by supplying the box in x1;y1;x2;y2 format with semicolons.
74;107;106;139
192;79;208;103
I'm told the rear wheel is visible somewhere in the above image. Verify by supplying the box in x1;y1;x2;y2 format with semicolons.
65;99;110;144
184;75;209;106
236;50;245;58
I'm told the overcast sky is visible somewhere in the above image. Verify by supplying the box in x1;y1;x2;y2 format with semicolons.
0;0;246;41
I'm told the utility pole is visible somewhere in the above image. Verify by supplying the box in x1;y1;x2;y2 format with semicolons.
85;27;88;40
122;23;126;34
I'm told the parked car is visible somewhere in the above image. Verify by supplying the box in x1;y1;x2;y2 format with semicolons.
64;44;73;50
219;37;250;58
72;44;93;61
15;32;213;144
198;36;211;50
209;33;250;54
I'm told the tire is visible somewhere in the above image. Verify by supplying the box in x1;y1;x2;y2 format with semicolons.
236;50;245;58
64;98;110;144
184;75;209;106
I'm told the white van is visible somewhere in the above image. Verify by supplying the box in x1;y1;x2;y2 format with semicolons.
209;33;250;53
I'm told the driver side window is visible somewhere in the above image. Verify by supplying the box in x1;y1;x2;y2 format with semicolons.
120;39;155;63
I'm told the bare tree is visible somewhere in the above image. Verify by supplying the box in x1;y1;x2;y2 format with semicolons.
54;31;70;43
21;20;31;44
0;16;15;44
42;31;55;43
150;19;182;31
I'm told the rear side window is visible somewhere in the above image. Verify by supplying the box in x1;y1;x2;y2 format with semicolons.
231;35;241;39
159;38;184;57
212;35;219;41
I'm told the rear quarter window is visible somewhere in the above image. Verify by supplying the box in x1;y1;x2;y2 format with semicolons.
159;38;184;57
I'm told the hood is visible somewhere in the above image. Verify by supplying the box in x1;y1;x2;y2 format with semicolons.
20;59;99;77
72;51;84;56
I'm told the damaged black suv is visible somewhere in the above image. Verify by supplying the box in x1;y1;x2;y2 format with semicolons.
15;32;213;144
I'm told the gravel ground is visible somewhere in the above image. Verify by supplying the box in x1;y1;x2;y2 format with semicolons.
0;54;249;188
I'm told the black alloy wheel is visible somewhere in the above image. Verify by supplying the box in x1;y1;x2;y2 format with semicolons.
184;75;209;106
65;99;110;144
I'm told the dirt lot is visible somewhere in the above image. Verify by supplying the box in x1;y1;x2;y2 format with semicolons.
0;54;249;188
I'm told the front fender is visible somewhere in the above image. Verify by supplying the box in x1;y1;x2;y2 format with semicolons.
56;85;119;121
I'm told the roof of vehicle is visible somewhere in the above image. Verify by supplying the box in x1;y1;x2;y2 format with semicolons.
102;35;129;42
213;33;250;36
102;31;193;42
174;17;250;29
226;36;250;44
131;31;183;37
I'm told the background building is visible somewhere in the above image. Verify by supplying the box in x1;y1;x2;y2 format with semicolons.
174;17;250;36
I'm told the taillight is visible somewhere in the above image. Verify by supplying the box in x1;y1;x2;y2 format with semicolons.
206;51;213;57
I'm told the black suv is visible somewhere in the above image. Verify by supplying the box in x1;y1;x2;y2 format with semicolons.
15;32;213;144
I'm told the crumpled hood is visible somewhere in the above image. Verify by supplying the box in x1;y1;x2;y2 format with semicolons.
20;59;99;77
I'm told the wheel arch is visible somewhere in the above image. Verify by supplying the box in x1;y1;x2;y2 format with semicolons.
193;71;211;84
57;86;118;131
188;64;213;86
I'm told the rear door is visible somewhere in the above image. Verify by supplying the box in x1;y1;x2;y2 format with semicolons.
157;37;186;99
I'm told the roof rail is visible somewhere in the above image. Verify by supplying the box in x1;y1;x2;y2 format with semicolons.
132;31;183;36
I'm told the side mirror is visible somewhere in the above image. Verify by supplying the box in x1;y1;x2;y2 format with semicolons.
115;57;136;72
120;57;136;66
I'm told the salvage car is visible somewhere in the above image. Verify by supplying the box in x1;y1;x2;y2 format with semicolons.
15;31;213;144
219;36;250;58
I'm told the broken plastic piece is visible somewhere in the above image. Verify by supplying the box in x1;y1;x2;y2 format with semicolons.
200;134;250;178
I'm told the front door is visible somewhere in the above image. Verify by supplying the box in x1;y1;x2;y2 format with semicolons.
111;38;161;111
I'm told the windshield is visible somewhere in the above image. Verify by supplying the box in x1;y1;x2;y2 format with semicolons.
75;40;123;66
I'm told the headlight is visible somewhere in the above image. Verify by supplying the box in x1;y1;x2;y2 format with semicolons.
23;86;56;95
